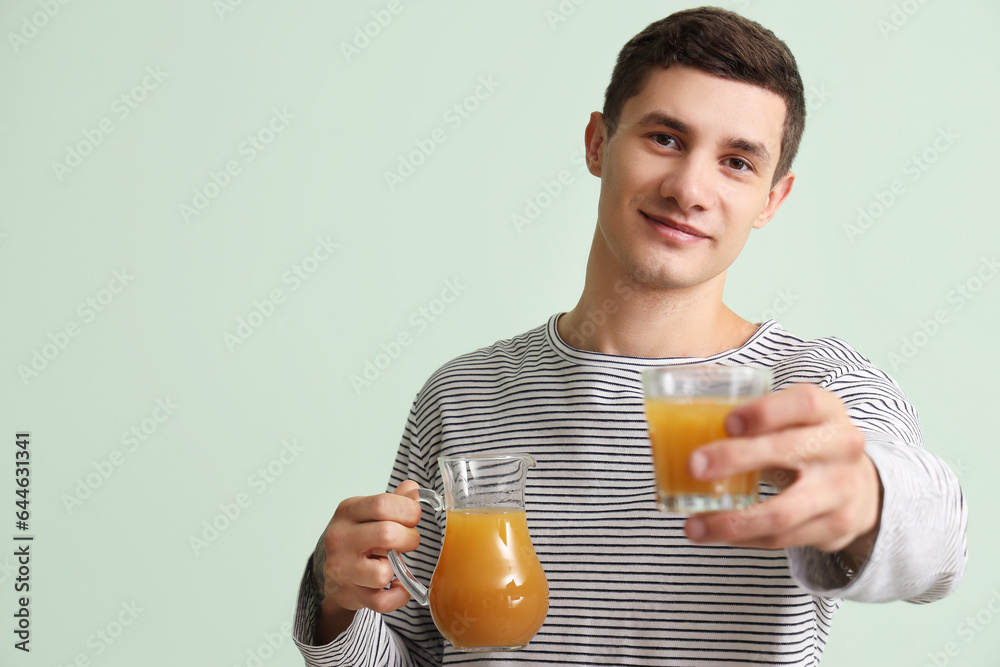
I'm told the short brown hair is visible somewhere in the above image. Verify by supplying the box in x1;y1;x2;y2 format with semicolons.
603;7;805;186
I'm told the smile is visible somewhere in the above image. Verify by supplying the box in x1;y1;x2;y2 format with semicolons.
641;211;710;243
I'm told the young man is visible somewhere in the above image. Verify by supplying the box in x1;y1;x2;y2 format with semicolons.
294;7;967;665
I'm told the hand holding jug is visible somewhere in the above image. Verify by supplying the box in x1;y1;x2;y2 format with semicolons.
389;453;549;652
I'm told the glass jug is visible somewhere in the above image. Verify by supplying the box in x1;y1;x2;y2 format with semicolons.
388;453;549;652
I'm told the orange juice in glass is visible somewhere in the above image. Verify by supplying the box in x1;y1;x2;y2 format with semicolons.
641;366;772;512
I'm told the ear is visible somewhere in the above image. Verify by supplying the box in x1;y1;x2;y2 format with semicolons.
753;171;795;230
584;111;607;178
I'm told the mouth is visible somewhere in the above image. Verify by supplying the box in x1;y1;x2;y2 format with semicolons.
640;211;710;242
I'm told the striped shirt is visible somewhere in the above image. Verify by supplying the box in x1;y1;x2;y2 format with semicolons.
294;314;967;666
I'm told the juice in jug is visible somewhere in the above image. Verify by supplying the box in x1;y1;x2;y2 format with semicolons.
428;509;549;651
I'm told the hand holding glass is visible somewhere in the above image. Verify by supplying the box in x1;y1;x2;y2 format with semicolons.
642;366;772;512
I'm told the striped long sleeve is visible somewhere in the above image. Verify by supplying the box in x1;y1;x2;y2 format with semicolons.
293;314;967;666
785;361;967;603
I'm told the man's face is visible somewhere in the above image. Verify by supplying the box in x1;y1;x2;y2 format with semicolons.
587;64;792;292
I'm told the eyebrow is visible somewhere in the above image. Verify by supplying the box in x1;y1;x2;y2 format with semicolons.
634;111;773;169
724;136;773;169
636;111;693;136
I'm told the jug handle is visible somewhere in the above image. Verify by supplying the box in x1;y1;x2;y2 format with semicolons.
387;487;444;607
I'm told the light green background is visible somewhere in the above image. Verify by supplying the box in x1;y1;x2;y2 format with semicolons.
2;1;997;665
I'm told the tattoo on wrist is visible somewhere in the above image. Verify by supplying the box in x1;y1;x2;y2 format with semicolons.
832;551;856;580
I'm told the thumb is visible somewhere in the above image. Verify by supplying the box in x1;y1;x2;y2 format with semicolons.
393;481;422;527
393;479;420;500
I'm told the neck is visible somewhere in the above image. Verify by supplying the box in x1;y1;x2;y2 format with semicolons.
557;226;759;358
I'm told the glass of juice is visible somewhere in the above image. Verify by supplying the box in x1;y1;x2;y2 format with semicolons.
641;365;772;513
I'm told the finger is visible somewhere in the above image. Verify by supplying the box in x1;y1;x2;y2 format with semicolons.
724;511;863;553
726;384;844;437
335;579;412;615
370;580;413;614
368;580;413;614
685;481;839;546
355;521;421;555
339;553;399;590
394;480;420;500
691;422;846;480
325;543;419;599
339;488;422;526
322;519;419;583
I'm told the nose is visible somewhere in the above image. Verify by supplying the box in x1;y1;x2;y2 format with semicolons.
660;154;713;212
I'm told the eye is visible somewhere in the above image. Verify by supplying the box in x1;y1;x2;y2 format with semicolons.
726;157;754;173
650;133;679;148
